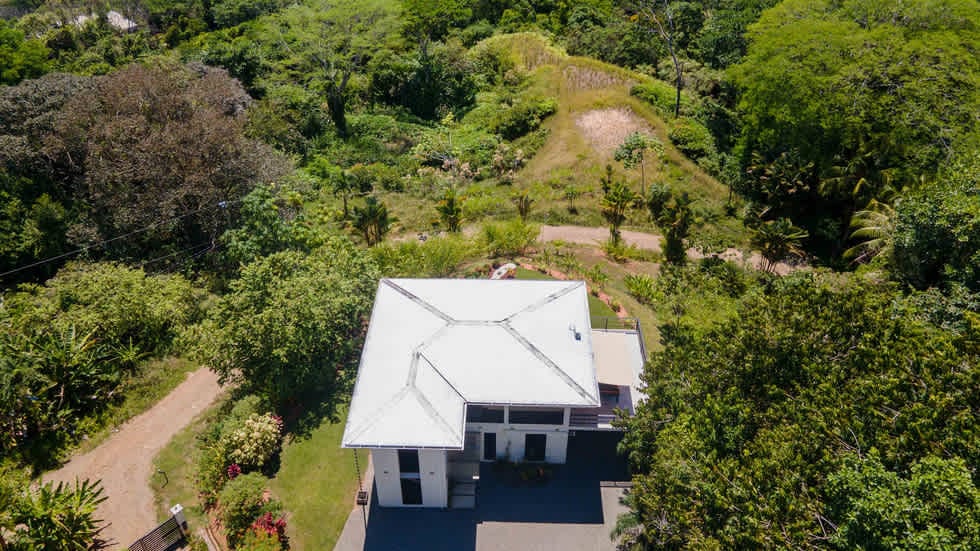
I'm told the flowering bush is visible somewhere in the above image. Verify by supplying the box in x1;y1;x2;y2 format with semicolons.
251;512;288;548
237;529;283;551
224;413;283;470
227;463;242;479
219;473;280;548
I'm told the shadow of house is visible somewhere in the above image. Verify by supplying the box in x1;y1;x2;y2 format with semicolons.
362;431;629;551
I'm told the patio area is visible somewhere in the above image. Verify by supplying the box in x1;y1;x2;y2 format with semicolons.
334;432;631;551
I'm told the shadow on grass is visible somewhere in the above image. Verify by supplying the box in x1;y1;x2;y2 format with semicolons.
279;381;350;441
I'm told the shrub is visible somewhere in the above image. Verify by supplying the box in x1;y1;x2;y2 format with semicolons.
602;240;659;263
482;219;540;258
630;81;700;118
224;413;283;471
249;512;288;549
624;273;658;305
237;529;284;551
197;442;230;507
371;234;479;277
667;118;717;161
219;473;280;548
491;97;558;140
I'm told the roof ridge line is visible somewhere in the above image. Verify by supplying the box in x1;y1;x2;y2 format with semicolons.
416;351;466;401
500;321;598;405
409;357;464;444
502;280;584;322
383;279;455;323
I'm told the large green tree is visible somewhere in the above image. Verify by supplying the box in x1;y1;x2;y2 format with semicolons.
201;238;379;409
730;0;980;253
618;273;979;549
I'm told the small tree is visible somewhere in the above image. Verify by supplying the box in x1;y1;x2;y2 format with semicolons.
601;181;638;244
615;132;663;193
646;182;672;220
352;196;395;246
511;190;534;221
308;157;355;219
563;184;582;214
657;192;692;265
436;186;464;232
751;218;808;272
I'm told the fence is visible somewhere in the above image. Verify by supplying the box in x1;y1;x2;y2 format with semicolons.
128;505;186;551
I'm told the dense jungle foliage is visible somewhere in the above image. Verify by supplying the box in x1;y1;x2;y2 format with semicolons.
0;0;977;549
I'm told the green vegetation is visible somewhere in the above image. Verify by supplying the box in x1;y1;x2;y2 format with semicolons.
0;1;977;549
618;273;980;549
268;413;359;550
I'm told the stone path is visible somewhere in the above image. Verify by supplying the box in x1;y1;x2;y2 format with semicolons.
44;367;223;548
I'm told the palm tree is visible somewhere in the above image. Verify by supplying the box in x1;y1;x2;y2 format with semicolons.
436;186;464;232
601;181;638;244
11;478;110;550
751;218;808;273
844;199;897;264
352;196;394;246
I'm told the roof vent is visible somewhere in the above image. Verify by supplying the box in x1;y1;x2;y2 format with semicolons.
570;323;582;341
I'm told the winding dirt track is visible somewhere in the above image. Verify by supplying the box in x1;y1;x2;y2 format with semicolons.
44;368;222;548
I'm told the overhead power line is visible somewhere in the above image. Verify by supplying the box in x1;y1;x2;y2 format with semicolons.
0;199;240;279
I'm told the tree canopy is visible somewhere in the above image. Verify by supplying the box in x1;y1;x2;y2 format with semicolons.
199;238;379;409
730;0;980;252
618;273;979;549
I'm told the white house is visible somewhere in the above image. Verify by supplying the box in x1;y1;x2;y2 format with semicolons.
341;278;645;508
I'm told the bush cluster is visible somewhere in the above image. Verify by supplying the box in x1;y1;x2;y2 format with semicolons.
481;219;540;258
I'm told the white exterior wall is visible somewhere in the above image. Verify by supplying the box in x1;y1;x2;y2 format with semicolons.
419;449;448;508
466;406;572;463
371;449;402;507
370;448;448;508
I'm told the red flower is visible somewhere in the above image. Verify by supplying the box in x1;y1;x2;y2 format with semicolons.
226;463;242;479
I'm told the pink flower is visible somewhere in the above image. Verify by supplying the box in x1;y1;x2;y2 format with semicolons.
226;463;242;479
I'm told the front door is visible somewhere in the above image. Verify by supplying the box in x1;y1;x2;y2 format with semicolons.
525;434;546;461
483;432;496;461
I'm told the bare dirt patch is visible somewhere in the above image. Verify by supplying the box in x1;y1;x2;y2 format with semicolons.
574;107;654;158
44;368;222;548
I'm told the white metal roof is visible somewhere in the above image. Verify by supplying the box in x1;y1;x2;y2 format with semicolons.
342;278;599;449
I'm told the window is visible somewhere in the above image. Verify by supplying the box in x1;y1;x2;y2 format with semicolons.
509;408;564;425
524;434;546;461
400;478;422;505
398;449;420;474
466;405;505;423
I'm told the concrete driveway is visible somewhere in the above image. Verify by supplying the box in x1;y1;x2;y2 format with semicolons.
335;431;631;551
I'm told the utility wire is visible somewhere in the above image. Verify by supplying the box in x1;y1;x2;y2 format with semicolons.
138;241;215;269
0;199;240;279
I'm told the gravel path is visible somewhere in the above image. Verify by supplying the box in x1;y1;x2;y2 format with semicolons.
44;367;222;548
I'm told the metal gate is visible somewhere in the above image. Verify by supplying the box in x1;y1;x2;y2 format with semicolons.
128;515;185;551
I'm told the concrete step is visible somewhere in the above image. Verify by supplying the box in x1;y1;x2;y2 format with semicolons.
452;482;477;496
449;494;476;509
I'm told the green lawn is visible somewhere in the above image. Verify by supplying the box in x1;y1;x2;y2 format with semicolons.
269;412;359;551
152;402;358;550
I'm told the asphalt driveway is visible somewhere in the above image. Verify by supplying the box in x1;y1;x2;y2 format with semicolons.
335;431;631;551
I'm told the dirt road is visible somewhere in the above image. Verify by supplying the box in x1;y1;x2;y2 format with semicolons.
538;225;799;275
44;367;222;548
